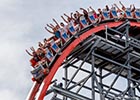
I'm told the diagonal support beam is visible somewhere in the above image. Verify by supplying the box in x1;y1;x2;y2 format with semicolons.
94;53;140;74
52;85;92;100
66;38;101;88
116;20;130;31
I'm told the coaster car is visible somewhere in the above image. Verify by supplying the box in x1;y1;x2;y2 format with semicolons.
60;28;69;42
45;48;54;62
31;60;49;83
134;9;140;19
125;8;133;18
134;9;140;22
68;23;77;35
102;9;110;20
79;15;88;28
88;12;97;24
110;8;118;19
50;39;60;53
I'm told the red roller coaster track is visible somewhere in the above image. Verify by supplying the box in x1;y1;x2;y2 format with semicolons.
27;20;140;100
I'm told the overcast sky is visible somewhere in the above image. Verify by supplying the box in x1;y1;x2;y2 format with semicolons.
0;0;140;100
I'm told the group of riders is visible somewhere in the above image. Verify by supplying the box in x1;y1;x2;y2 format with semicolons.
26;2;140;82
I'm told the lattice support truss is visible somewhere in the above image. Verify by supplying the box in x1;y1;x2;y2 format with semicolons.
46;21;140;100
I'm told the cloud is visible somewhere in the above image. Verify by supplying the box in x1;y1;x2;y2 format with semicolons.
0;0;18;8
0;0;140;100
0;90;20;100
0;26;32;100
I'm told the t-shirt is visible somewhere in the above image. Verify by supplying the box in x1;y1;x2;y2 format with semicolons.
30;58;37;67
54;31;61;38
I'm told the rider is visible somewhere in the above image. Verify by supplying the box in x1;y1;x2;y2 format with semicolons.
26;47;40;68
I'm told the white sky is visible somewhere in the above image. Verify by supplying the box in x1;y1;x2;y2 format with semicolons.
0;0;140;100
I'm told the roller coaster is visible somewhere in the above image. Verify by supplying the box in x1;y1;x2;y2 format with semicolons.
26;4;140;100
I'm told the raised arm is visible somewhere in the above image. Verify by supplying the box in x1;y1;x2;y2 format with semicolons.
30;47;36;52
76;11;80;14
80;7;88;14
80;7;87;12
45;27;54;34
114;3;122;12
70;12;73;19
119;1;126;10
87;8;90;12
50;24;55;28
26;49;33;56
61;16;68;23
70;12;76;20
130;5;132;10
89;6;94;11
46;24;54;29
64;13;71;18
52;18;60;28
119;1;125;7
76;11;82;17
131;4;135;12
89;6;97;13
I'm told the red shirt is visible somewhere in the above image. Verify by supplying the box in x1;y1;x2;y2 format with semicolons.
30;58;37;68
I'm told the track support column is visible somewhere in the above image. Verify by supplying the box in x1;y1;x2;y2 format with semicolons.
126;21;134;97
91;50;95;100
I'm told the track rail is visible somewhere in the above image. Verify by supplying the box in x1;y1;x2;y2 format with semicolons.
27;20;140;100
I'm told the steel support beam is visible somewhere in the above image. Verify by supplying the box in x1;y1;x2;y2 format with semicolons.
91;50;95;100
51;85;92;100
66;38;101;88
47;21;140;100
